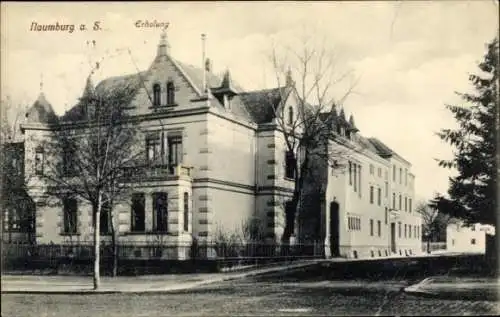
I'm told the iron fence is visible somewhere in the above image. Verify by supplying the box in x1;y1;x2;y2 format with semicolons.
1;240;325;273
421;241;447;253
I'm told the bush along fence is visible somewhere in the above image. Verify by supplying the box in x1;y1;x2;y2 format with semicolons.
1;240;325;275
421;242;447;253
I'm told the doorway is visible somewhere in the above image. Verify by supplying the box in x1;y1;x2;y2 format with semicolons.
390;222;396;253
329;201;340;257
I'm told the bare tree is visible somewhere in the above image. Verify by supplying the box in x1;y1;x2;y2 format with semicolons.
34;73;145;289
267;31;358;247
416;201;453;254
1;96;35;243
1;95;26;143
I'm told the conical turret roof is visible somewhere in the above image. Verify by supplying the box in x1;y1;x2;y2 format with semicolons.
25;92;58;124
349;114;358;132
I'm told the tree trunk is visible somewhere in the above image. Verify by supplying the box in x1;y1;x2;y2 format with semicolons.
93;197;101;290
281;153;308;251
281;201;297;245
110;214;118;278
281;197;298;258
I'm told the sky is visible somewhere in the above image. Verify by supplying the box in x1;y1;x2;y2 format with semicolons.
1;1;498;202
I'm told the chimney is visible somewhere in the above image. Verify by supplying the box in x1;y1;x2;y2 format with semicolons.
201;33;207;94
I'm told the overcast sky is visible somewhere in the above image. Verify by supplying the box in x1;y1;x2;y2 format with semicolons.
1;1;498;202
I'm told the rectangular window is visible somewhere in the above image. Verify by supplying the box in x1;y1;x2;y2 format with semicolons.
409;224;412;238
100;201;111;235
348;216;361;231
183;192;189;232
398;222;401;238
358;165;362;198
392;193;396;209
63;197;78;234
285;150;295;179
409;199;412;212
377;188;381;206
353;164;357;192
62;144;76;176
377;167;382;177
369;186;374;204
471;238;476;245
414;225;416;238
384;181;388;198
153;192;168;232
405;168;408;186
393;165;396;181
399;167;402;184
404;197;408;212
349;161;352;185
131;193;145;232
146;132;162;164
377;220;381;237
370;219;374;236
399;194;402;210
168;135;183;173
369;164;374;175
385;207;388;224
384;170;388;180
404;224;407;238
35;147;44;175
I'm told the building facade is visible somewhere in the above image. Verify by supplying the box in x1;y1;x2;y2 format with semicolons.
314;114;422;259
447;222;496;254
13;31;420;259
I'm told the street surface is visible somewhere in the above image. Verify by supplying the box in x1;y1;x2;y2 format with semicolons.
2;276;499;317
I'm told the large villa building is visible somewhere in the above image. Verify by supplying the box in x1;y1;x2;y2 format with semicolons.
2;31;422;259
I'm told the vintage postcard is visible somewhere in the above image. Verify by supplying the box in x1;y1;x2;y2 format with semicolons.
1;1;498;316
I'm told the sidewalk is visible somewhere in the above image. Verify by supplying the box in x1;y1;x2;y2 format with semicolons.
1;260;319;294
404;276;500;301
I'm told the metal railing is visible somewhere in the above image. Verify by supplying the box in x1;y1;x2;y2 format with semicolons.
122;164;193;179
1;240;325;268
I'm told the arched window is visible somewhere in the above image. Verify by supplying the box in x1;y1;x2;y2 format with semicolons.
183;192;189;232
167;81;175;105
288;106;293;125
153;83;161;106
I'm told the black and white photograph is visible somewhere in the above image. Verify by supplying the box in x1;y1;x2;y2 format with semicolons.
1;1;499;316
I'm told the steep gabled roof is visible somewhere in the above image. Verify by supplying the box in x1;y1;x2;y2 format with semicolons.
357;135;381;155
239;87;288;124
368;137;410;164
94;71;148;96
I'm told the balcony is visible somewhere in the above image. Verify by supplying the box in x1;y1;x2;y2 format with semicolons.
123;164;193;181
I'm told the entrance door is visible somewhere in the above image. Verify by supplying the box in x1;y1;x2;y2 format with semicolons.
329;202;340;257
390;222;396;253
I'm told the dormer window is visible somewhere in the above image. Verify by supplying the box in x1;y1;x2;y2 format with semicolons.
153;84;161;106
288;106;293;125
166;81;175;105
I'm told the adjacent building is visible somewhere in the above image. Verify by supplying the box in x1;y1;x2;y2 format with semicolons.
7;31;420;259
447;222;496;254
